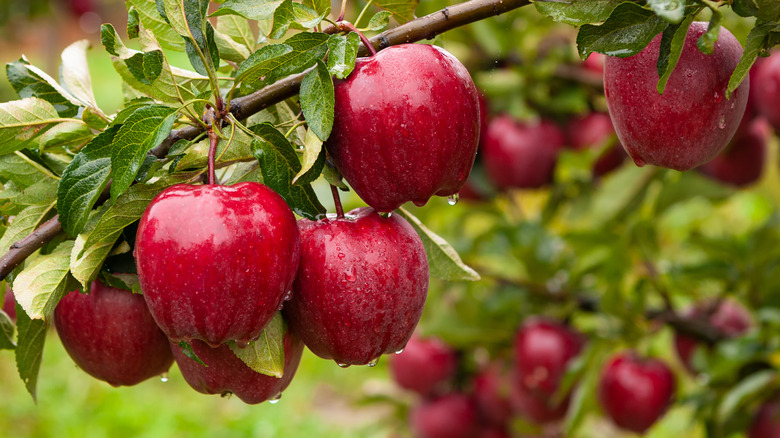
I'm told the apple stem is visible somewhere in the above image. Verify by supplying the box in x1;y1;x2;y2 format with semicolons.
337;21;377;56
330;185;345;219
337;0;346;22
207;128;218;185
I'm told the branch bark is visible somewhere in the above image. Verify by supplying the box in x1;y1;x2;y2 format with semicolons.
0;0;532;280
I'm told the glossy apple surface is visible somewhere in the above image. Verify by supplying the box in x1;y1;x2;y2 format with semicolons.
598;352;676;434
389;335;457;396
482;116;566;189
135;182;301;347
284;207;428;365
410;393;479;438
53;279;173;387
327;44;480;212
748;400;780;438
604;22;748;171
567;112;626;176
171;324;304;404
753;51;780;131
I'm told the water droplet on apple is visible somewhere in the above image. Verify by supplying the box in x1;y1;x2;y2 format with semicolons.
221;391;233;399
632;156;646;167
160;372;169;383
718;115;727;129
367;357;380;367
395;348;405;354
284;290;293;301
235;340;250;349
337;362;351;368
447;193;459;205
338;253;346;259
269;393;282;404
343;267;357;282
714;91;722;103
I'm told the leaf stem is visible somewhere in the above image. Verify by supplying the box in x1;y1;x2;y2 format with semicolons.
337;0;347;21
207;122;219;185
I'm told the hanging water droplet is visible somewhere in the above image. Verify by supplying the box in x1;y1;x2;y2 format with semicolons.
268;393;282;404
395;348;405;355
367;357;380;367
160;372;169;383
221;391;233;399
284;290;293;301
447;193;459;206
337;362;351;368
235;340;250;349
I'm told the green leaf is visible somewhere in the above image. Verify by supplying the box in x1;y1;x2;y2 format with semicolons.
163;0;220;76
39;121;93;151
363;11;392;31
327;33;359;79
178;341;207;366
732;0;758;17
127;6;141;39
126;0;185;51
647;0;686;24
57;126;119;237
13;240;75;320
0;307;15;349
696;9;723;55
656;15;694;94
717;370;776;423
15;305;48;402
229;313;285;377
99;272;141;294
15;179;58;207
576;2;667;59
236;32;329;91
213;25;252;63
299;60;334;141
397;208;481;281
176;126;254;170
269;0;327;39
211;0;284;20
5;58;79;118
293;128;325;185
0;203;56;261
728;20;780;98
533;0;619;26
60;40;102;113
754;0;780;22
216;14;256;53
0;98;61;154
109;105;178;201
375;0;419;23
303;0;331;16
250;123;326;220
125;50;165;85
0;152;55;189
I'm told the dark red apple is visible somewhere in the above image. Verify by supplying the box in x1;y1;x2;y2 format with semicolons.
389;335;457;396
476;427;510;438
171;323;304;404
326;43;480;212
410;393;480;438
698;117;770;187
283;207;428;366
473;363;512;427
509;373;570;424
674;298;754;372
748;400;780;438
2;287;16;322
604;22;749;171
598;352;676;434
135;182;301;347
482;116;566;189
567;112;626;176
753;51;780;131
53;279;173;387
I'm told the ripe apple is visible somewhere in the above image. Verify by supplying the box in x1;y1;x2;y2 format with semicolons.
409;393;479;438
604;22;749;171
753;51;780;131
171;323;304;404
698;118;770;187
135;182;301;347
748;400;780;438
583;52;606;74
326;43;480;212
567;112;626;176
283;207;428;366
674;298;754;372
509;373;570;424
2;287;16;322
472;363;512;427
53;279;173;387
482;116;566;189
389;335;457;396
598;352;676;434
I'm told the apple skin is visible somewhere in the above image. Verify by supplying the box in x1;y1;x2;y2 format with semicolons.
598;352;676;434
135;182;301;347
283;207;428;366
753;51;780;131
53;280;174;387
604;22;749;171
583;53;606;74
389;335;457;396
698;118;770;187
482;116;566;189
567;112;626;176
410;393;480;438
473;363;513;427
326;44;480;212
171;324;304;404
748;400;780;438
674;298;753;372
509;374;570;424
2;288;16;322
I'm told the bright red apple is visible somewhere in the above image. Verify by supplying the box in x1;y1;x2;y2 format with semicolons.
389;335;457;396
472;363;512;427
753;51;780;131
598;352;676;434
482;116;566;189
326;43;480;212
171;323;303;404
748;400;780;438
135;182;301;347
568;112;626;176
283;207;428;366
53;279;173;387
604;22;749;171
410;393;480;438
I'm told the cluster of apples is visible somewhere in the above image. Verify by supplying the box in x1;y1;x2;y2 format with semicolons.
39;43;481;403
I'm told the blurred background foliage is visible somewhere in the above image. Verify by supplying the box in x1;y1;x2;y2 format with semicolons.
1;0;779;437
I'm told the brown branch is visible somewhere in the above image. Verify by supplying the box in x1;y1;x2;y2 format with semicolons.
0;216;63;277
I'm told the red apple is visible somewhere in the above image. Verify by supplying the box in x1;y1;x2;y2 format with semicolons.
473;363;512;427
482;116;566;189
598;352;676;434
172;323;303;404
583;52;606;74
2;287;15;322
674;298;754;372
326;43;480;212
567;112;626;176
748;400;780;438
53;279;173;387
698;117;770;187
410;393;480;438
135;182;301;347
509;373;570;424
283;207;428;366
753;51;780;131
604;22;749;171
389;335;457;396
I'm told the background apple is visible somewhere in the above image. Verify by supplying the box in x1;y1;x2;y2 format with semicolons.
752;51;780;131
472;363;512;427
567;112;626;176
748;400;780;438
509;374;570;424
2;287;15;322
389;335;457;396
409;393;479;438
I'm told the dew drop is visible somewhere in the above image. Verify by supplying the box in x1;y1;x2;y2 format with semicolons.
338;253;346;260
714;91;722;103
367;357;380;367
235;340;250;349
447;193;459;206
632;156;646;167
160;372;169;383
269;393;282;404
337;362;351;368
343;267;357;282
718;115;727;129
221;391;233;399
395;348;405;355
284;290;293;301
